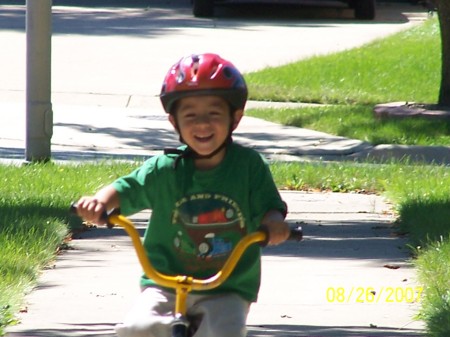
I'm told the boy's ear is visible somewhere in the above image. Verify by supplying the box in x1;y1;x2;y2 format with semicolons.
231;109;244;131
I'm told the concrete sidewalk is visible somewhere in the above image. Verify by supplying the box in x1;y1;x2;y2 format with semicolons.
6;191;425;337
0;99;371;162
1;98;449;165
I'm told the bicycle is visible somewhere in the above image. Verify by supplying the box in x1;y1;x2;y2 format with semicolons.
70;204;302;337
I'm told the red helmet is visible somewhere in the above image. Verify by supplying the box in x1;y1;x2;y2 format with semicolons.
160;53;248;114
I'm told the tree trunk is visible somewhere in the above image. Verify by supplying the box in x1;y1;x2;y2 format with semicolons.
435;0;450;106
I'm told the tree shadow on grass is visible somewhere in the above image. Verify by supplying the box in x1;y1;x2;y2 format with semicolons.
397;199;450;247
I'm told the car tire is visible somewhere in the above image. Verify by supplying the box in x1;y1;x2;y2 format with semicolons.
193;0;214;17
354;0;376;20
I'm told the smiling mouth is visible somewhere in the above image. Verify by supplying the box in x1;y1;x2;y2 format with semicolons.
195;135;214;142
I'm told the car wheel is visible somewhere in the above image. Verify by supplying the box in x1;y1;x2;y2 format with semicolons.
354;0;376;20
193;0;214;18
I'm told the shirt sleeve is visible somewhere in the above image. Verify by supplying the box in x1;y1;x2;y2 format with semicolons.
111;158;157;216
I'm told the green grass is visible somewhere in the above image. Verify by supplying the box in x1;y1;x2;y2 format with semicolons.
246;105;450;146
245;18;441;105
414;237;450;337
0;162;140;335
270;161;391;193
386;165;450;337
245;18;450;147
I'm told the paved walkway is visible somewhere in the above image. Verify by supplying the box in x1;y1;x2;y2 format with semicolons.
1;97;449;165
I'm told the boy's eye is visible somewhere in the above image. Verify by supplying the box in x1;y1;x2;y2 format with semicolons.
181;112;196;119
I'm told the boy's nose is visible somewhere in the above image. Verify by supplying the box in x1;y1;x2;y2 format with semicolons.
194;114;211;125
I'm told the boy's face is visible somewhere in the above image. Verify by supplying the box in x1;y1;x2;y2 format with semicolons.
169;95;243;165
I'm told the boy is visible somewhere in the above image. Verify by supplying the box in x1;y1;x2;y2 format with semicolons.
75;53;289;337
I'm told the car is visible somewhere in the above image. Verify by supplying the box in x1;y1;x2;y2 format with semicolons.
192;0;376;20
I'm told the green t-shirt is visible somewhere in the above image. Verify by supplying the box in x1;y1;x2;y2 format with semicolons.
112;143;286;302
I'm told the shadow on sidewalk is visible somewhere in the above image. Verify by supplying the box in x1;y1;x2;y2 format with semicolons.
264;219;410;262
0;147;152;162
71;217;409;264
0;0;160;7
7;324;118;337
7;322;424;337
248;323;424;336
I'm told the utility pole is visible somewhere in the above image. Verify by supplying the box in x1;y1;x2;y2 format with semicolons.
25;0;53;162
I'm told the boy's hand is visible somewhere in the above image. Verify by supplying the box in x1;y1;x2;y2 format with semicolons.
261;209;289;245
74;185;119;225
75;197;108;225
264;220;290;245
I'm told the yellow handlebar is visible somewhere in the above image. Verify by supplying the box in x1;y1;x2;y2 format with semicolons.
108;213;266;316
71;204;301;316
109;213;266;291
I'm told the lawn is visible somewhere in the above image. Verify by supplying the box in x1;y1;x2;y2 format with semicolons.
245;18;449;147
245;17;441;105
247;105;450;146
0;162;138;335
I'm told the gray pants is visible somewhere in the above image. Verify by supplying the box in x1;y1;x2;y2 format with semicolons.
115;286;250;337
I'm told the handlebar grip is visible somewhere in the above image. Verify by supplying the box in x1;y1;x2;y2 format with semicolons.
70;202;115;229
289;226;303;242
257;225;303;247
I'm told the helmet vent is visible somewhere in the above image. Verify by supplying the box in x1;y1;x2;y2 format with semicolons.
176;70;185;84
223;66;233;79
191;55;200;79
191;63;199;79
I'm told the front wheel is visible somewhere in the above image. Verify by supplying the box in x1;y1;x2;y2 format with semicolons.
193;0;214;18
354;0;376;20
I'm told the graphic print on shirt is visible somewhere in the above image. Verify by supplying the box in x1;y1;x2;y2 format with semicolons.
172;193;246;272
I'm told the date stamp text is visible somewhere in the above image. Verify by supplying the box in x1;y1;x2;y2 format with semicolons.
326;286;424;304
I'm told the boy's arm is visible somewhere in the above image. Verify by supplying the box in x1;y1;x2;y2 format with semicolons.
261;209;290;246
76;185;120;225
